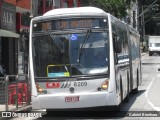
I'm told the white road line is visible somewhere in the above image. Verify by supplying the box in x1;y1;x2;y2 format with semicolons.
145;78;160;111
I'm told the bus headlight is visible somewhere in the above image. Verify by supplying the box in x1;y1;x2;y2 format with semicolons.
36;83;47;94
101;80;109;90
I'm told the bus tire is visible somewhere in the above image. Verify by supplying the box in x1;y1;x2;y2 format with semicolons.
120;78;123;102
46;109;53;115
132;70;139;94
149;51;152;56
112;105;121;112
124;73;130;103
114;78;123;112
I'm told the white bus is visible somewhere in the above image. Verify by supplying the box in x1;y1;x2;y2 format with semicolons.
29;7;141;111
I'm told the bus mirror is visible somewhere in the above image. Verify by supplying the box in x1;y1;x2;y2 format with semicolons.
113;34;122;53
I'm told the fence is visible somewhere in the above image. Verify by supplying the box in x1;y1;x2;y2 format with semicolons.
0;74;31;111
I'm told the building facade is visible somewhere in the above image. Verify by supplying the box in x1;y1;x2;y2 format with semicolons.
32;0;81;16
0;1;19;76
0;0;31;75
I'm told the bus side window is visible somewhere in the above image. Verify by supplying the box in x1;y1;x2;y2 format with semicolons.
113;32;122;53
112;24;123;65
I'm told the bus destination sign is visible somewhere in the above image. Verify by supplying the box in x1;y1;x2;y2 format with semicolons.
56;19;93;29
33;18;107;31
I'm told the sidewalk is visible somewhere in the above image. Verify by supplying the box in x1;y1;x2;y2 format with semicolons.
0;104;32;112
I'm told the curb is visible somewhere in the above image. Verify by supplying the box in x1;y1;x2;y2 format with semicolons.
141;53;146;56
15;105;32;112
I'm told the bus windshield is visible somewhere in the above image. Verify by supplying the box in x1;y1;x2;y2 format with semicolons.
32;18;109;78
33;30;109;77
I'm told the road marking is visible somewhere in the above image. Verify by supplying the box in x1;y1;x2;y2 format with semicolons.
145;78;160;111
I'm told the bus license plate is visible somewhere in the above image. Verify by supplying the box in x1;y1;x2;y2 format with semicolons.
65;96;79;102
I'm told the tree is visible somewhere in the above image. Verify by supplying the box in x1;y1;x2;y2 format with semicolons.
84;0;136;18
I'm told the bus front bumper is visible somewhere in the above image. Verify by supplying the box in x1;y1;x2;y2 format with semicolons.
32;91;118;109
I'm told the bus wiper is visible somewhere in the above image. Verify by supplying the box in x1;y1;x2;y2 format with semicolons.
48;32;64;53
77;29;92;64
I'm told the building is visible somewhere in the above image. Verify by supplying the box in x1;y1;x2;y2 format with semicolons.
0;0;31;75
32;0;81;17
0;1;19;76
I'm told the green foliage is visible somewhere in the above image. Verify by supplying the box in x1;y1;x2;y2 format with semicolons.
88;0;136;18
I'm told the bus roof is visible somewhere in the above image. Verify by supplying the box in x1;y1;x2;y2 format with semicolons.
43;7;106;16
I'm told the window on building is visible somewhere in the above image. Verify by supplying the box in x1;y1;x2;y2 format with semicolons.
73;0;78;7
54;0;61;8
80;0;89;6
63;1;69;8
21;12;30;26
38;0;43;15
46;0;53;8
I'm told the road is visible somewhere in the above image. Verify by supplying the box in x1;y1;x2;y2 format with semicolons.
5;53;160;120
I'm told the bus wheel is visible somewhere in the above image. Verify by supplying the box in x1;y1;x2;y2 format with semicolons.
132;70;139;94
114;79;123;112
120;79;123;102
124;74;130;103
149;51;152;56
112;104;121;112
46;109;53;115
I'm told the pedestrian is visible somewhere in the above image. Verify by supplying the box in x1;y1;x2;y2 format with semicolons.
0;64;5;77
0;64;5;84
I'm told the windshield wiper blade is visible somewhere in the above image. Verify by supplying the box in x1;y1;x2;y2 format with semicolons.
48;32;64;53
77;29;92;63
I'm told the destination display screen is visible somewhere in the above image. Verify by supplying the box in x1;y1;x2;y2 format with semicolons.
33;18;108;31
